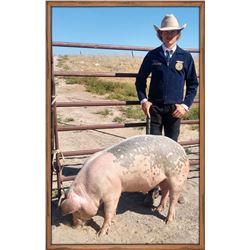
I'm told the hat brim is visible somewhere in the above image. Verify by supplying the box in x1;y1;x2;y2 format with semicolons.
153;24;187;32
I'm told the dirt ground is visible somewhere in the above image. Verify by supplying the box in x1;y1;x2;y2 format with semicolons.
51;57;200;245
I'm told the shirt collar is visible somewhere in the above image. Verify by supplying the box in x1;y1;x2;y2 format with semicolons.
162;44;177;55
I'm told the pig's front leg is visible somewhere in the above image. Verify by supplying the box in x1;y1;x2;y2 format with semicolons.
98;198;120;236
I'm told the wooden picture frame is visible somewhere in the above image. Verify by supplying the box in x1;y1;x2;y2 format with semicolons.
46;1;205;249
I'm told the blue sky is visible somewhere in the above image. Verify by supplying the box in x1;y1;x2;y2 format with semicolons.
52;6;199;56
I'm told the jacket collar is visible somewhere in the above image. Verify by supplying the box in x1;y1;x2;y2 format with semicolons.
155;45;185;65
161;44;177;54
156;44;184;56
175;45;185;54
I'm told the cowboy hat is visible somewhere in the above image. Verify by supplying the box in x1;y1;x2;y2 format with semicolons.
154;14;187;32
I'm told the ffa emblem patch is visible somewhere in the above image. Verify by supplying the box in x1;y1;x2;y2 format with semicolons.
175;61;184;71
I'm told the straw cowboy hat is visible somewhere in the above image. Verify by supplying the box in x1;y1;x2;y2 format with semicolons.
154;14;187;32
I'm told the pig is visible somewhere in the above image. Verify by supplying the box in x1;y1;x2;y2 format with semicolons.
60;135;189;236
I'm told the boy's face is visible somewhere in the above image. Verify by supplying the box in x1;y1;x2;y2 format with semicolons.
161;30;180;47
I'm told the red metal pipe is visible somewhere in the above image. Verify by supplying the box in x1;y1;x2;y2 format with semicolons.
61;175;76;182
56;100;199;107
53;41;153;51
189;159;200;165
63;148;104;157
56;100;140;107
53;41;200;53
181;120;199;125
54;71;138;77
54;71;199;79
180;139;199;146
57;120;199;132
61;139;199;157
57;122;145;131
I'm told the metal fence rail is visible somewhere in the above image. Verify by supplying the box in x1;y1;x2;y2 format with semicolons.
52;41;200;198
53;41;200;53
54;71;200;79
61;139;200;157
57;120;199;132
56;100;199;107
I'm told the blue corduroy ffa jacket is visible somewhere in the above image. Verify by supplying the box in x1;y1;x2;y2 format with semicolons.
135;45;199;108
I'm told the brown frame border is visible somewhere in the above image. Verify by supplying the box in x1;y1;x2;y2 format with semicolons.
46;1;205;249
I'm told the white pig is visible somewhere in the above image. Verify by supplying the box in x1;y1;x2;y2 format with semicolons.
60;135;189;235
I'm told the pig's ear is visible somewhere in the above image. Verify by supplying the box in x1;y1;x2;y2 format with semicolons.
60;198;81;216
58;195;65;208
57;189;69;207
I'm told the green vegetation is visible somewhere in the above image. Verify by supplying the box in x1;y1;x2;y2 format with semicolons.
57;116;74;125
120;106;145;121
64;77;137;100
84;77;136;100
52;189;58;199
57;116;63;124
183;105;199;120
64;117;74;122
112;117;126;123
62;64;70;70
64;76;199;122
57;55;69;69
95;109;113;117
64;76;85;85
190;125;199;130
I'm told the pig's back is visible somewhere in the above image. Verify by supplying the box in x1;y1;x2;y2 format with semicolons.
106;135;187;176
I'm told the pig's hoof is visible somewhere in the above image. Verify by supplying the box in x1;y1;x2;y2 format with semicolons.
97;227;109;236
177;194;186;204
153;205;164;212
72;224;81;229
165;219;172;224
165;215;175;224
72;222;83;229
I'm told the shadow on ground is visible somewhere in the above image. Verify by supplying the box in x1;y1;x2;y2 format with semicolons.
51;192;165;233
